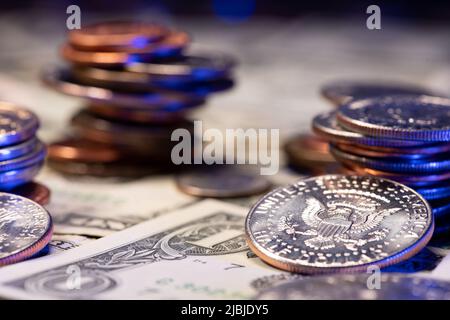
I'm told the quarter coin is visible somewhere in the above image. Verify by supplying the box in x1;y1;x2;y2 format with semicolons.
337;95;450;142
0;102;39;147
312;111;428;148
321;80;433;106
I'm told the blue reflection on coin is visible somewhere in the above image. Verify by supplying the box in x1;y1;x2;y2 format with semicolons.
382;248;443;273
0;161;44;190
0;102;39;147
0;141;46;173
0;137;38;161
417;183;450;201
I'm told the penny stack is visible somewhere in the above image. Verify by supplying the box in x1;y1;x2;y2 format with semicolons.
0;101;50;205
312;94;450;240
43;21;236;177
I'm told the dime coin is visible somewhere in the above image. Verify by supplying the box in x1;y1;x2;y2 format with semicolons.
42;67;203;110
0;140;46;173
126;52;236;82
0;102;39;147
176;166;271;198
68;21;169;50
330;145;450;174
246;175;433;274
0;162;44;190
333;142;450;160
0;136;39;161
62;31;189;66
321;80;433;106
312;111;428;148
337;95;450;142
10;182;51;206
0;193;53;266
255;273;450;300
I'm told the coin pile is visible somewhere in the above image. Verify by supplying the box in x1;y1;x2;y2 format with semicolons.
312;94;450;239
0;101;49;205
43;21;236;177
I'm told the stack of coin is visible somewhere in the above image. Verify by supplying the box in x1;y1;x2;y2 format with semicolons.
312;94;450;237
0;101;49;205
43;21;236;177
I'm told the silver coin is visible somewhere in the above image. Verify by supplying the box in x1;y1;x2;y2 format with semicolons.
255;273;450;300
337;95;450;141
0;193;53;265
313;111;428;147
176;166;271;198
246;175;433;274
321;80;433;106
0;101;39;147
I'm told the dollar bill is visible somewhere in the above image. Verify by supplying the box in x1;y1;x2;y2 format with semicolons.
37;168;200;237
37;167;303;237
0;200;287;299
47;234;96;255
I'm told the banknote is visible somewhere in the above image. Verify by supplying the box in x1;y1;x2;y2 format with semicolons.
36;167;303;237
47;234;96;255
0;200;288;299
36;168;200;237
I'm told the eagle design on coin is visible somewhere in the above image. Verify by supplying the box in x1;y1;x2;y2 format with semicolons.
278;197;401;251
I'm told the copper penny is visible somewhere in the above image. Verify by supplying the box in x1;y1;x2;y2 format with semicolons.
284;133;337;173
62;31;190;67
10;182;51;206
48;138;125;163
68;21;169;50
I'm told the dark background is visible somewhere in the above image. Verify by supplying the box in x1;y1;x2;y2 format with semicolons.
1;1;450;23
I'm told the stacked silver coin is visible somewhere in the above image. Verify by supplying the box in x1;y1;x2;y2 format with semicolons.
0;101;46;192
313;92;450;241
42;21;236;177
